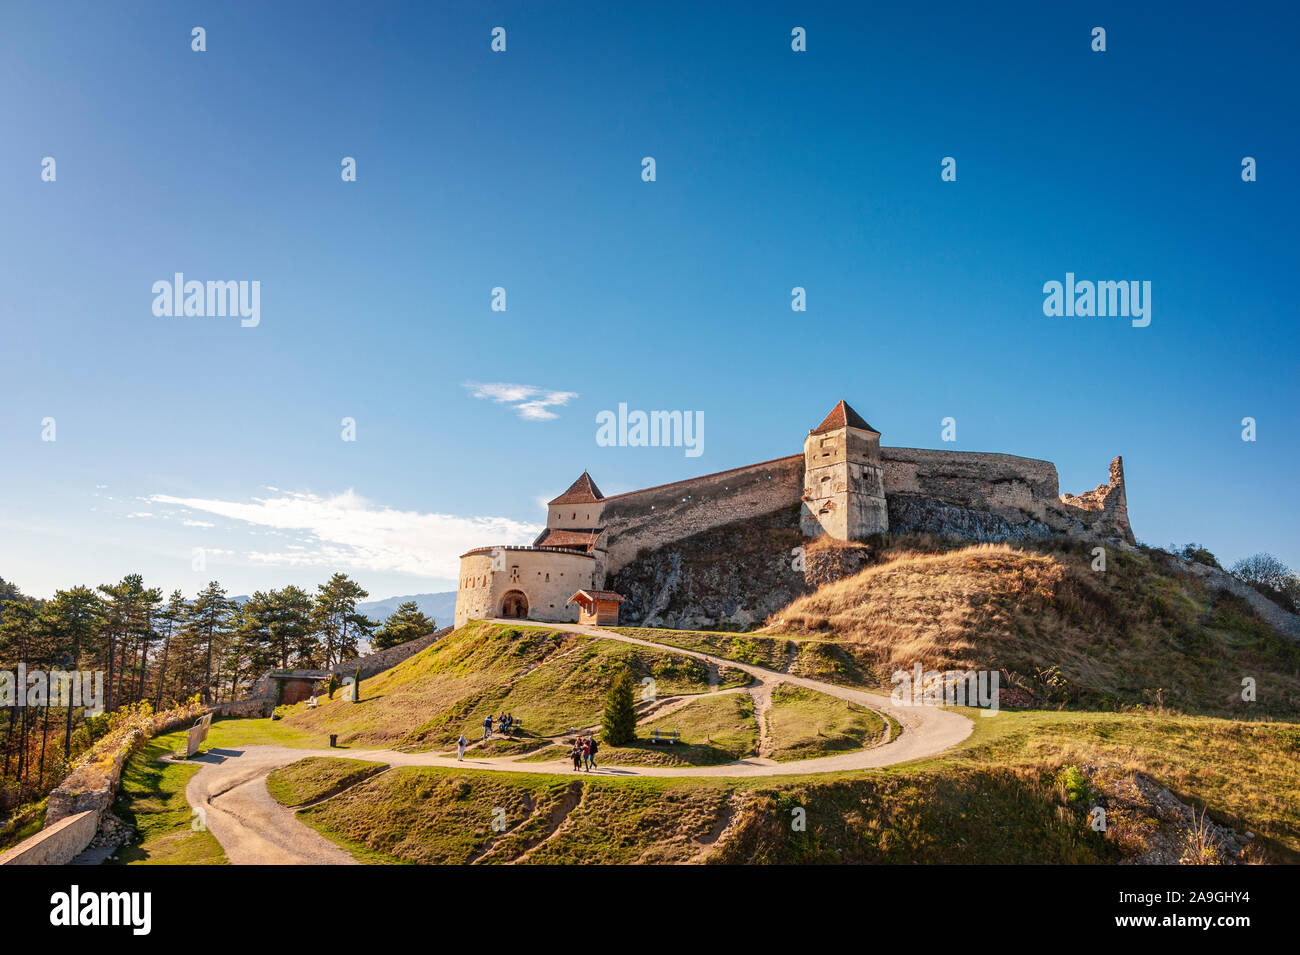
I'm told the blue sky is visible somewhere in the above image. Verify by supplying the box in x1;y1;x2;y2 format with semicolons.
1;0;1297;601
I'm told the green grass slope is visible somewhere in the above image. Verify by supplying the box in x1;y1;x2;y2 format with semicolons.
765;685;885;762
111;734;227;865
266;757;388;807
281;708;1299;864
281;621;749;750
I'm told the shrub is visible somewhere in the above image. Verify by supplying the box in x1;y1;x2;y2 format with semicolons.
1169;543;1221;569
1056;764;1092;803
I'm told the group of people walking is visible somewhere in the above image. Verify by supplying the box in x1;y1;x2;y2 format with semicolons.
570;734;599;772
452;717;599;771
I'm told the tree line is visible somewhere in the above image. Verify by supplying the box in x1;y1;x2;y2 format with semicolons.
0;572;436;814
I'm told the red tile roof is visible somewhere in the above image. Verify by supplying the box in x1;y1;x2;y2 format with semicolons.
548;471;605;505
810;400;878;435
533;528;602;551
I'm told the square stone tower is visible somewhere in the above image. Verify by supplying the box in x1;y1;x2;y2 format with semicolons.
799;400;889;540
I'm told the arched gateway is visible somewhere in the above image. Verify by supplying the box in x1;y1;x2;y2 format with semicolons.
501;590;529;619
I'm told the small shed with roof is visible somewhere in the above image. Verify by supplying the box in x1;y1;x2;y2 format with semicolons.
568;589;625;626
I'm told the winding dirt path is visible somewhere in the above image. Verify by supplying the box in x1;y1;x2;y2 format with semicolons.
183;622;973;864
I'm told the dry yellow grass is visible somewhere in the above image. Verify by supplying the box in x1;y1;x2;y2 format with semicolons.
762;542;1300;717
766;544;1068;670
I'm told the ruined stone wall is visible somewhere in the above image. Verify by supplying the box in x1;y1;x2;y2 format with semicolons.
1057;456;1133;541
600;455;805;574
880;447;1061;515
882;448;1134;543
211;697;274;718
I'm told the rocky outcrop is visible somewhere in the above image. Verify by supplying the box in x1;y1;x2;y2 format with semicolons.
887;494;1056;542
1169;557;1300;640
1102;772;1257;864
607;507;874;631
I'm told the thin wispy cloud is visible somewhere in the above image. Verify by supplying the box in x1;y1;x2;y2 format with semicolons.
464;381;578;421
148;489;542;578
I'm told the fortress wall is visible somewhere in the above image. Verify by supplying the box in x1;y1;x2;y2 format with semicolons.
505;549;599;622
455;553;498;627
880;447;1061;518
600;455;805;574
455;548;599;627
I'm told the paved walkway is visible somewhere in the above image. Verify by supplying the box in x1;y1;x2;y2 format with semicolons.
182;621;973;863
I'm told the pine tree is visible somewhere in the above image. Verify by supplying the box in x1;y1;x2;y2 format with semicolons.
372;601;435;650
313;574;376;667
42;587;104;755
601;669;637;746
153;591;188;708
189;582;233;704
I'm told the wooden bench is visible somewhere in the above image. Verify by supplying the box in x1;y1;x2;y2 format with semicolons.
647;729;680;745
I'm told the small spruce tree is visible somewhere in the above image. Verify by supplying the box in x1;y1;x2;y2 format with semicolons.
602;669;637;746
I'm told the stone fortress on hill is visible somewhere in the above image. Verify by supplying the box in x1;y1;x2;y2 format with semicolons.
454;400;1133;628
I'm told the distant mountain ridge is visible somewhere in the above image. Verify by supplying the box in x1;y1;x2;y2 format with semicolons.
228;591;456;630
357;592;457;629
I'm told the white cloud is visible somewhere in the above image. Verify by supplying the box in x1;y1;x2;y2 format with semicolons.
125;512;154;519
465;381;578;421
181;519;215;528
148;489;541;578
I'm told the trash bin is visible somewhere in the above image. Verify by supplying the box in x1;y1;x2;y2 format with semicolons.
329;734;338;748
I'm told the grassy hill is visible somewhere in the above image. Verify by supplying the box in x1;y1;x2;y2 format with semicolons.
280;620;750;750
272;708;1299;864
106;533;1300;866
763;541;1300;719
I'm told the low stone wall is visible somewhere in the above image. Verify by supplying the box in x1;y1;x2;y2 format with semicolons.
211;697;274;719
0;810;99;866
44;728;144;826
13;705;204;865
45;708;199;828
331;627;450;680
